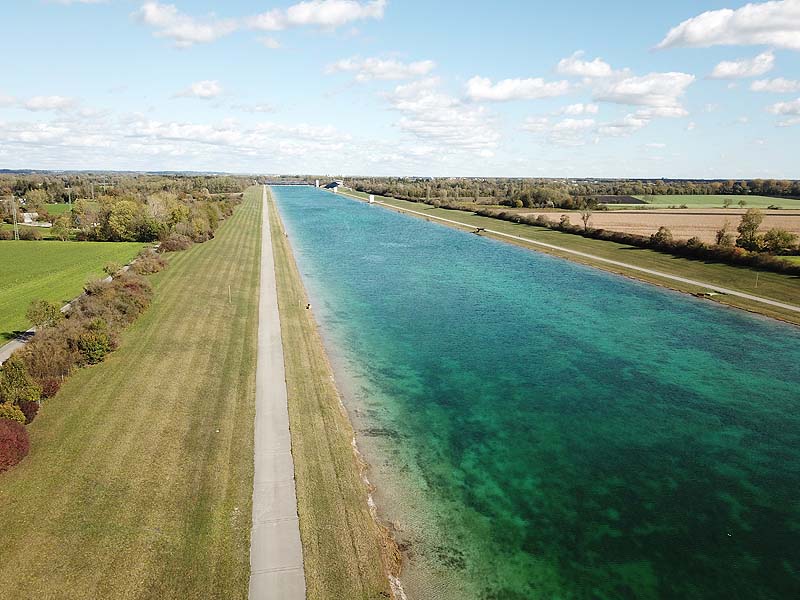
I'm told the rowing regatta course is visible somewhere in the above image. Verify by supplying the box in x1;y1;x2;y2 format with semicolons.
273;185;800;599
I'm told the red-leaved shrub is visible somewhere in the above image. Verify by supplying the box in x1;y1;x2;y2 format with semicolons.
39;377;62;398
0;419;30;473
18;400;40;424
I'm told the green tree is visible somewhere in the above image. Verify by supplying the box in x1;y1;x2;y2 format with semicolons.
51;214;71;241
761;228;798;254
650;226;674;246
107;200;142;241
715;221;735;247
26;299;64;329
0;356;42;405
736;208;764;251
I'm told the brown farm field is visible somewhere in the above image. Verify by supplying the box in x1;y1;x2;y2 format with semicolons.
522;209;800;244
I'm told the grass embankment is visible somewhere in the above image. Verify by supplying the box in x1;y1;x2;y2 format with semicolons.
0;241;144;340
45;203;72;215
341;189;800;325
268;192;396;599
0;189;260;598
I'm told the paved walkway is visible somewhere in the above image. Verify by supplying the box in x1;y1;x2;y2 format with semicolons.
249;186;306;600
341;191;800;316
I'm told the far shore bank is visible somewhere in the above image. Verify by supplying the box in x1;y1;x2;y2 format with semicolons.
334;188;800;327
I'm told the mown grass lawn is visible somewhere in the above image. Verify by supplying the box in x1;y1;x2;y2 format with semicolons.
45;203;72;215
0;240;144;340
0;189;260;599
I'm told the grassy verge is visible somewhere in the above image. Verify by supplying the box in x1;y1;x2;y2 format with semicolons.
268;191;396;599
341;189;800;325
0;189;260;598
0;240;144;340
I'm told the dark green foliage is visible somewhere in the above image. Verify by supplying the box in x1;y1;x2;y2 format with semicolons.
0;356;42;406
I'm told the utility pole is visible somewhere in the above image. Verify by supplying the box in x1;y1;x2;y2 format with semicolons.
10;197;20;240
91;182;95;201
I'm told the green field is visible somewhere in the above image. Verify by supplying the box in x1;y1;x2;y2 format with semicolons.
631;195;800;209
269;192;394;599
44;203;72;215
0;241;144;340
340;189;800;325
0;189;260;598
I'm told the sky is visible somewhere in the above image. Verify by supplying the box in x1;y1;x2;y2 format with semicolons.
1;0;799;178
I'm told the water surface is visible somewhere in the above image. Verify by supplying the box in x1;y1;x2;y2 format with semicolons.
273;186;800;600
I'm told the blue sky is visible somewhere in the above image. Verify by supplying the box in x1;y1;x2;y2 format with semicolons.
1;0;799;177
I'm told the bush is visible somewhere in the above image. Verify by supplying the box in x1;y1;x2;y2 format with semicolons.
77;320;113;365
0;419;30;473
131;252;168;275
103;262;121;276
0;403;26;424
26;299;64;329
0;356;42;405
0;230;12;240
18;227;42;241
17;400;39;424
39;378;61;399
158;233;193;253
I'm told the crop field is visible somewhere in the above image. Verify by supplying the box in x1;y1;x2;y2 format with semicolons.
521;209;800;244
630;195;800;209
0;189;260;598
0;241;144;340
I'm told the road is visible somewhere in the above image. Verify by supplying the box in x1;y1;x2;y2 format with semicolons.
249;185;306;599
339;189;800;316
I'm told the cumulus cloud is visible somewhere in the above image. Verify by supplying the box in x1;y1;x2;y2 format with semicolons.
597;114;649;137
385;78;500;156
326;57;435;81
465;76;570;101
765;96;800;126
657;0;800;51
136;2;238;47
259;37;281;49
559;103;599;115
594;72;694;115
24;96;76;111
249;0;387;31
710;51;775;78
751;77;800;92
556;51;615;78
176;80;224;99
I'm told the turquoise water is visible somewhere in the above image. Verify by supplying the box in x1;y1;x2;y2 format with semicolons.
272;186;800;600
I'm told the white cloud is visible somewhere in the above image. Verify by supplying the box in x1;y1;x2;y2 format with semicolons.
250;0;387;31
465;76;570;101
136;2;238;48
597;114;649;137
594;72;694;114
523;116;596;146
232;103;276;113
776;116;800;126
687;121;697;131
176;80;223;99
386;78;500;156
645;142;666;149
556;51;615;78
24;96;76;111
767;97;800;114
259;37;281;49
751;77;800;92
522;117;550;134
657;0;800;51
326;57;436;81
710;51;775;78
559;103;599;115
